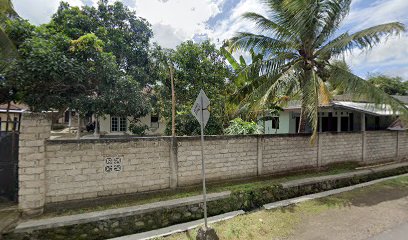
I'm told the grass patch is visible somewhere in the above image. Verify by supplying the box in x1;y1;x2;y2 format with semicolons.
161;175;408;240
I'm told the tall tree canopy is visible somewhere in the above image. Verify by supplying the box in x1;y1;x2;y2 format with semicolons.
50;0;154;85
2;1;150;125
155;40;232;135
227;0;408;138
367;74;407;96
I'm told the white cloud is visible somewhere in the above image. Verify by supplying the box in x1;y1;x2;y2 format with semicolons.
342;0;408;79
132;0;224;48
344;0;408;31
208;0;266;45
14;0;86;25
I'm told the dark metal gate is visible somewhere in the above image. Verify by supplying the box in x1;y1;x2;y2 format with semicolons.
0;132;19;202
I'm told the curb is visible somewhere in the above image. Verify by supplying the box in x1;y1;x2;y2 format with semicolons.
109;210;245;240
264;173;408;210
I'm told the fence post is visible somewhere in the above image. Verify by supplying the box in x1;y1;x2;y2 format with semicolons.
361;113;367;163
18;113;51;216
396;131;400;162
317;133;322;167
169;137;178;188
257;135;263;176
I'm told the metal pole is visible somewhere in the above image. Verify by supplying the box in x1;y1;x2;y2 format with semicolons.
200;95;208;229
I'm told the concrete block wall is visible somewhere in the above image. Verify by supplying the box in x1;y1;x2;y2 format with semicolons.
398;131;408;160
44;140;171;203
18;113;51;216
17;113;407;215
262;135;317;174
320;132;363;165
177;137;258;186
366;131;398;163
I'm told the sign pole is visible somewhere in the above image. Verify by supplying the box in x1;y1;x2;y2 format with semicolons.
200;95;208;229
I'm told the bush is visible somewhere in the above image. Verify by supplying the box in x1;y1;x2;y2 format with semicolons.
224;118;262;135
51;124;66;131
164;114;224;136
128;120;149;136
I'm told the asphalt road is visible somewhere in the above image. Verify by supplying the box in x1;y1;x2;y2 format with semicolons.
366;221;408;240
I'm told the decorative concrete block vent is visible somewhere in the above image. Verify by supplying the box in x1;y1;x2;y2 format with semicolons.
104;156;123;173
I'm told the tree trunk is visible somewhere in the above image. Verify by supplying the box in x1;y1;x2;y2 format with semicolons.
298;73;309;133
298;106;307;133
170;65;176;137
5;101;10;132
93;114;100;138
76;113;81;139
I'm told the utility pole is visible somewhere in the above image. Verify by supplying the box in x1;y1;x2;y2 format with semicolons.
170;64;176;137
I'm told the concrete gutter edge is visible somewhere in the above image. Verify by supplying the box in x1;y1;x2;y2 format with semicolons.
264;173;408;210
281;162;408;189
15;191;231;233
109;210;245;240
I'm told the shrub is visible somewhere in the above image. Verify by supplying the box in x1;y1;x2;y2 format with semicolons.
128;120;149;136
164;114;224;136
224;118;262;135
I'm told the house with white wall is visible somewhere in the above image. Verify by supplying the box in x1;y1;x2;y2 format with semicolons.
260;96;407;134
98;112;166;136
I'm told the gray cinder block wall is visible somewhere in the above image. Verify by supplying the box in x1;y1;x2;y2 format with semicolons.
18;113;408;215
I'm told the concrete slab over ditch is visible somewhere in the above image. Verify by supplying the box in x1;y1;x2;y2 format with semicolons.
15;191;231;233
110;210;245;240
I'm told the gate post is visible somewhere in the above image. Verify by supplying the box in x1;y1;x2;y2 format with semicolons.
18;113;51;216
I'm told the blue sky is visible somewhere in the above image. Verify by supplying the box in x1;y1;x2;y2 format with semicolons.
13;0;408;79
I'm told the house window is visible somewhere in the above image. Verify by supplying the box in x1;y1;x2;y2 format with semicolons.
271;117;279;129
111;117;127;132
151;114;159;128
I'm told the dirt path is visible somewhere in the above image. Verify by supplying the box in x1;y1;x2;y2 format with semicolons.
287;187;408;240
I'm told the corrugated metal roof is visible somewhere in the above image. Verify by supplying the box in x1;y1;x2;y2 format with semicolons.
282;100;403;116
332;101;396;116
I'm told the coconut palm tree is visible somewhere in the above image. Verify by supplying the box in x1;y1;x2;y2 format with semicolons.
227;0;408;138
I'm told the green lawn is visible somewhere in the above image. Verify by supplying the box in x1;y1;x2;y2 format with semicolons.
160;175;408;240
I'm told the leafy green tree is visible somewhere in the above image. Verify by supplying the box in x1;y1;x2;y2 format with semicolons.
157;40;232;135
4;20;149;131
367;74;407;96
227;0;408;138
5;24;86;111
69;33;149;134
50;0;154;85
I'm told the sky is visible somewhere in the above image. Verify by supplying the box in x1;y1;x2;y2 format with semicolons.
12;0;408;80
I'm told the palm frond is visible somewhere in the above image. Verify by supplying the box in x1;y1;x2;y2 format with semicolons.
237;60;301;113
0;27;17;61
306;70;320;143
220;47;240;70
317;22;405;59
241;12;296;42
229;32;294;54
314;0;351;48
328;64;408;118
0;0;18;23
